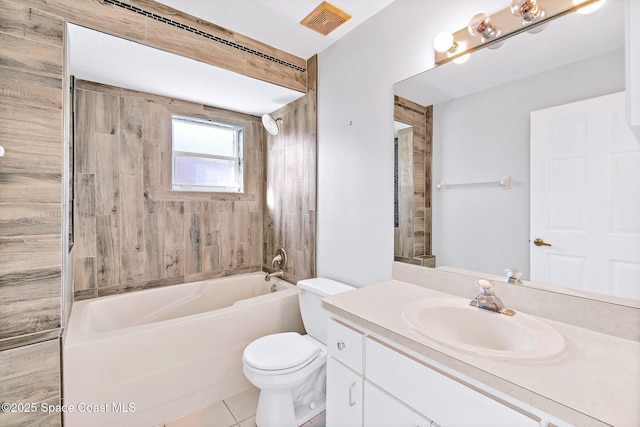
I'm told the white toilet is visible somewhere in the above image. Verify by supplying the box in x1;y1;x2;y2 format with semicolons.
242;277;354;427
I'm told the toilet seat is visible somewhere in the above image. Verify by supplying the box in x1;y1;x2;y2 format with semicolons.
243;332;321;375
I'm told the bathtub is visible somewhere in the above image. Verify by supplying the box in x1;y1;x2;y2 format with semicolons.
63;272;304;427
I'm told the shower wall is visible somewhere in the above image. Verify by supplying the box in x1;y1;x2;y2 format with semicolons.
393;96;434;266
72;80;265;299
263;57;318;283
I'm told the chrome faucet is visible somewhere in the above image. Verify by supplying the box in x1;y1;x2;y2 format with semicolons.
505;268;523;286
469;279;515;316
265;248;287;281
265;270;283;281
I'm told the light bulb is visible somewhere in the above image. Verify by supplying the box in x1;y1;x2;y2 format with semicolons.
511;0;545;23
468;13;500;42
452;53;470;64
434;32;456;53
572;0;605;14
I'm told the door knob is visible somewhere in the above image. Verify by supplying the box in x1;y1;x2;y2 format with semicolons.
533;238;552;247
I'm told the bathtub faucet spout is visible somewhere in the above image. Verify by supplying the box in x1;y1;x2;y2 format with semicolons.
265;270;283;281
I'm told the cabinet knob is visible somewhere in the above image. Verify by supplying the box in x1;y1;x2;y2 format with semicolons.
337;341;346;350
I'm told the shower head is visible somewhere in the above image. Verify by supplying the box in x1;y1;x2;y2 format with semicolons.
261;114;282;136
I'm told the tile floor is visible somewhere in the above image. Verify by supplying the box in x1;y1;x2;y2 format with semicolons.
163;386;326;427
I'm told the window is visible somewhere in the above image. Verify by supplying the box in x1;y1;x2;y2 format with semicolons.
171;116;243;193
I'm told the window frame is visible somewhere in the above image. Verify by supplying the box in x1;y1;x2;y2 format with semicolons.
171;115;244;193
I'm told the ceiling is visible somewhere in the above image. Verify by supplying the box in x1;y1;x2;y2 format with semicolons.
152;0;396;59
68;1;394;117
68;24;306;117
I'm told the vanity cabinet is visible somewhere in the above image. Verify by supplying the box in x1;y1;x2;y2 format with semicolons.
326;318;567;427
365;337;538;427
363;382;432;427
326;319;364;427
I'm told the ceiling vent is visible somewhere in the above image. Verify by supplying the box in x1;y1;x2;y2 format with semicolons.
300;1;351;36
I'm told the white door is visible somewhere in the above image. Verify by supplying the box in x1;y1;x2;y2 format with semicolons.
530;92;640;299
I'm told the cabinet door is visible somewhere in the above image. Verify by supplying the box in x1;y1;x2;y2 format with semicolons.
364;382;431;427
326;357;363;427
365;338;539;427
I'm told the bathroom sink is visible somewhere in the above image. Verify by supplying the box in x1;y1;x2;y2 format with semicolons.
402;298;566;361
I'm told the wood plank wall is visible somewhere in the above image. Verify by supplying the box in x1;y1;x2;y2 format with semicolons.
394;96;435;266
0;0;310;425
0;1;64;424
264;56;318;283
396;128;415;259
72;80;265;299
17;0;308;93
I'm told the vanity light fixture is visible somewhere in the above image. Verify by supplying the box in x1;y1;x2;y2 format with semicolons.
511;0;548;33
468;13;503;49
511;0;546;24
433;0;605;65
452;53;470;64
572;0;605;14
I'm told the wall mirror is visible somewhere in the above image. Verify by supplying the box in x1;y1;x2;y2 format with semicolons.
394;1;640;305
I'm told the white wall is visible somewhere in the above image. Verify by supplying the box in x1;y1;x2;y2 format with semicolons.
316;0;505;286
432;49;625;279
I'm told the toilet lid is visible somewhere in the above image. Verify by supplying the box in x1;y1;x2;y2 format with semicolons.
243;332;320;371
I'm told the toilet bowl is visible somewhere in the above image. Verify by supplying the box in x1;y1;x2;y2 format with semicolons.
241;277;354;427
243;333;327;427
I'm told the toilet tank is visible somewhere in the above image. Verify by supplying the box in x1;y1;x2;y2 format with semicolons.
297;278;354;345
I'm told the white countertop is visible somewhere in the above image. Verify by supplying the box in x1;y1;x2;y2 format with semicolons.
322;280;640;427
